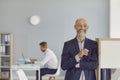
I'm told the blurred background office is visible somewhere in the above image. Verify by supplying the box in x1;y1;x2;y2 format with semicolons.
0;0;109;78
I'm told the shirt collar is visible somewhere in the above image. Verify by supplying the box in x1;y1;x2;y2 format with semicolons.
77;37;85;44
43;48;49;55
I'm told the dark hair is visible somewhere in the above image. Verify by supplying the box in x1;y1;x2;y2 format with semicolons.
39;41;47;47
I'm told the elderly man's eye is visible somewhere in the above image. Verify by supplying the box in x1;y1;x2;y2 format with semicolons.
76;25;82;27
84;25;87;27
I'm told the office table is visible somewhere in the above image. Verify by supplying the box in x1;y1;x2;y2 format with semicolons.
11;64;40;80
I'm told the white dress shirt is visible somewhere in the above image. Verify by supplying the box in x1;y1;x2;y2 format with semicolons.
39;48;58;69
75;40;85;80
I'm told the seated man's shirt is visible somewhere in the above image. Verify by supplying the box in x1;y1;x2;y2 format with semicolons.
40;48;58;69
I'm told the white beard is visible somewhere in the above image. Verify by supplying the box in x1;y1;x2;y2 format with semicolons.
78;30;86;38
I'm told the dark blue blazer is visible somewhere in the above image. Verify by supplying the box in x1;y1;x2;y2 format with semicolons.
61;38;98;80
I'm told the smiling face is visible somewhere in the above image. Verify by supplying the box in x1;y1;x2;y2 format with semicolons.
74;18;88;38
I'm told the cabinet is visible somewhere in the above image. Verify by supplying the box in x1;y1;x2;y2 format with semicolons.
0;33;13;80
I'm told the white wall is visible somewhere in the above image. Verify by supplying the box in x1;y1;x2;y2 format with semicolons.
110;0;120;38
0;0;109;76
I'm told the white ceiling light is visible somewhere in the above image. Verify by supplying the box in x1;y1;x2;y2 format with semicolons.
30;15;40;26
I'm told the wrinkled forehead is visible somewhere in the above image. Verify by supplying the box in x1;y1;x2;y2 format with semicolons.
75;18;88;25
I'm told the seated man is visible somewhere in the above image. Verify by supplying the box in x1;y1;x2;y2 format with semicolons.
36;41;58;80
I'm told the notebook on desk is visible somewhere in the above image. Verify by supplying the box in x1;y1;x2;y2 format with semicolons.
22;53;32;64
16;53;31;64
22;53;37;64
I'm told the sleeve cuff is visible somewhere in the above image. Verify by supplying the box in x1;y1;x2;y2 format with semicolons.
75;55;81;62
75;63;80;68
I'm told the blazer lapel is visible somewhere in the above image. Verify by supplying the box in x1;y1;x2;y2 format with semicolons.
73;37;80;54
74;37;89;51
84;38;89;49
83;38;91;61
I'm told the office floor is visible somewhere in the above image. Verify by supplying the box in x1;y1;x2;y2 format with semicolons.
33;77;64;80
13;77;64;80
29;79;64;80
36;78;63;80
43;77;64;80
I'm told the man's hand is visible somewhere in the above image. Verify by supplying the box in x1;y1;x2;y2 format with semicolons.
77;48;89;58
30;58;37;64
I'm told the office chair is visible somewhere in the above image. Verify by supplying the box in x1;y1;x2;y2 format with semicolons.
44;62;61;80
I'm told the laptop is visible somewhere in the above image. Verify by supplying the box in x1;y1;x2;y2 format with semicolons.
22;53;31;64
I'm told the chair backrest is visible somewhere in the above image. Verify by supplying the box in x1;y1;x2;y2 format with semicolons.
55;61;61;75
16;69;28;80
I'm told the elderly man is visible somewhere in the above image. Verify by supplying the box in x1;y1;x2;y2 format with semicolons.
61;18;98;80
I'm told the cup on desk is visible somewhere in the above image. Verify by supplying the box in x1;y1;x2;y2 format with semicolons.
30;58;37;64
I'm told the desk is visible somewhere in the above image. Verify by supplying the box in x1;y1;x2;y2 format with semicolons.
11;64;40;80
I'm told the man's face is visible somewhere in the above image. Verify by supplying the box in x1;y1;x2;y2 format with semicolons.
40;46;47;52
74;19;88;37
